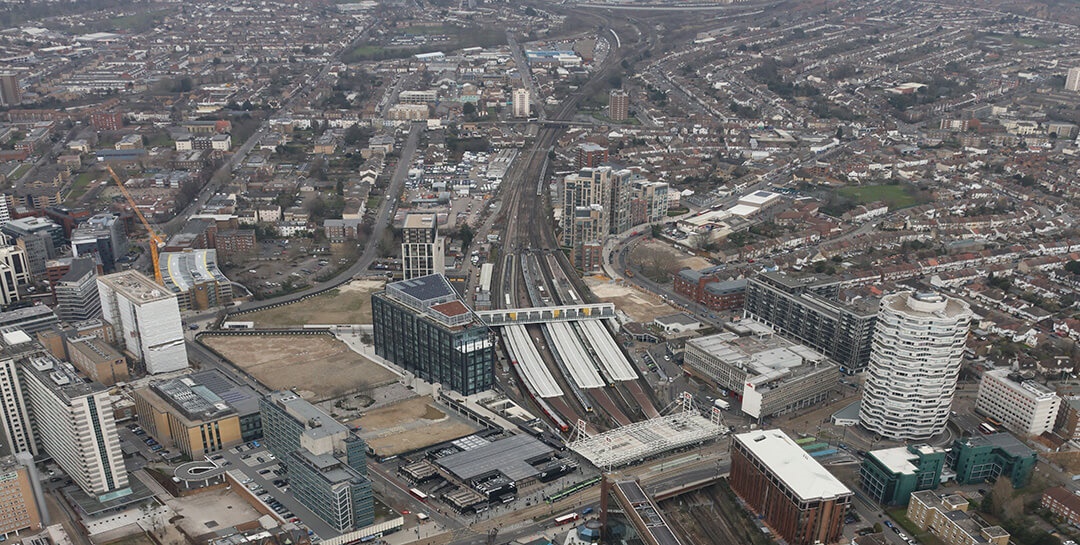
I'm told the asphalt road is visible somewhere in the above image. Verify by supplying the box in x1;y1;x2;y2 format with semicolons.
232;122;422;313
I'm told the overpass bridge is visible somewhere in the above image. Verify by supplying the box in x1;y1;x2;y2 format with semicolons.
601;478;683;545
476;303;616;326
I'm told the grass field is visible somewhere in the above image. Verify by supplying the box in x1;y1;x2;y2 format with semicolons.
66;171;99;204
202;334;396;402
837;184;917;209
10;163;31;180
243;279;384;327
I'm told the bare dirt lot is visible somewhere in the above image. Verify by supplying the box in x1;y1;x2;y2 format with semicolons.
630;239;714;282
350;396;480;458
202;334;397;402
585;277;679;322
243;279;385;327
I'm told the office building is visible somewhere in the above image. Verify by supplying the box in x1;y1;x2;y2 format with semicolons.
0;72;19;106
54;257;101;323
2;217;63;276
0;306;58;335
1067;66;1080;92
743;272;878;373
859;445;946;505
975;369;1060;437
1041;487;1080;528
908;491;1009;545
372;274;494;395
65;335;127;386
133;376;244;459
948;433;1036;488
683;322;839;419
1056;398;1080;441
97;270;188;374
71;213;127;274
158;249;233;310
0;455;42;539
0;245;29;307
609;89;629;121
860;292;972;440
10;330;129;501
730;429;852;545
512;88;530;118
260;391;373;532
400;214;445;280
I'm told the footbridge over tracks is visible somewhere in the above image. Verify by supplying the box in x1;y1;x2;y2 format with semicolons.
602;478;684;545
477;303;616;326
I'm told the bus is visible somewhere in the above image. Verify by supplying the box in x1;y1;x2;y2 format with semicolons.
409;488;429;502
554;512;580;525
986;417;1003;428
978;423;997;435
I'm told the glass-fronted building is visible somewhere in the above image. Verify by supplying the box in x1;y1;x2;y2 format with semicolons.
372;274;494;395
860;444;946;505
259;391;373;532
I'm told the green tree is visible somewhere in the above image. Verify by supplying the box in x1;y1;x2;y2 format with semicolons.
459;224;475;249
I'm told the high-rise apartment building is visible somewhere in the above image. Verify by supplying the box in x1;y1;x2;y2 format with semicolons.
0;345;35;456
975;369;1060;437
97;270;188;374
260;391;373;532
54;257;101;323
743;272;878;373
860;292;972;440
609;89;629;121
372;274;494;395
401;213;444;280
11;330;129;501
512;88;530;118
1066;66;1080;92
0;454;42;539
0;73;20;106
730;429;852;545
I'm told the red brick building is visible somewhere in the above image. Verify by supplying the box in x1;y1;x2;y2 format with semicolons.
576;143;608;169
90;112;124;131
673;268;747;311
730;430;852;545
1042;487;1080;527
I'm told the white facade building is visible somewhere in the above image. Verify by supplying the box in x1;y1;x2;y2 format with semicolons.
860;292;972;440
975;369;1060;437
0;347;35;457
1067;66;1080;92
97;270;188;374
16;331;130;501
512;88;530;118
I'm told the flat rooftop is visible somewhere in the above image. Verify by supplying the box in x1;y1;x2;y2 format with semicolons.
883;291;971;320
868;445;941;475
403;213;437;230
435;434;551;482
268;391;348;441
160;249;229;293
734;429;852;502
959;432;1034;458
98;270;175;303
686;330;833;387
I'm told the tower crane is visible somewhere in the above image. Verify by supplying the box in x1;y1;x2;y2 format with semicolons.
106;166;166;285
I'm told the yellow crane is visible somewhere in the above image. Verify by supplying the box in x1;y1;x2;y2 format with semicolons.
106;166;166;285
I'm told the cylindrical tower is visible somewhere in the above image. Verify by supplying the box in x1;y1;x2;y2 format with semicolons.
859;291;972;440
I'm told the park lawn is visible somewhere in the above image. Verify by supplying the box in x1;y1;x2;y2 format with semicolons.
66;171;99;204
838;184;917;209
10;164;31;180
